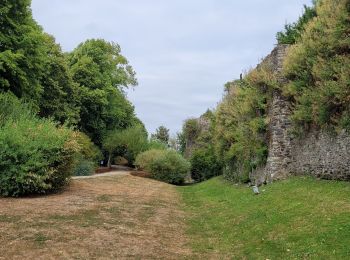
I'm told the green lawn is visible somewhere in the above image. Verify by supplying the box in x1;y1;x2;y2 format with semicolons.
179;176;350;259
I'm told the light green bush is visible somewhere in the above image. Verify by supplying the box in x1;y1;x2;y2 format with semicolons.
149;150;190;185
136;149;190;185
135;149;164;172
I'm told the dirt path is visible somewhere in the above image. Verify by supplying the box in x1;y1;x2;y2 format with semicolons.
0;174;192;259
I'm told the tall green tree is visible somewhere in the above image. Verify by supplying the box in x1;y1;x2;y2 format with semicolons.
152;126;170;144
0;0;80;124
0;0;46;103
68;39;138;145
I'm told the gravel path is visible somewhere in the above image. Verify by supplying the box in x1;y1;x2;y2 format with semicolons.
72;170;130;179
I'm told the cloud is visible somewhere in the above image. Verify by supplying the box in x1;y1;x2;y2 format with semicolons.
31;0;313;134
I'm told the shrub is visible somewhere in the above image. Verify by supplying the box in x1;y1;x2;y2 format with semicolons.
135;149;164;172
73;160;95;176
135;149;190;184
74;132;102;163
0;118;79;197
149;150;190;185
103;125;148;167
148;139;168;150
190;147;222;182
114;156;128;166
0;94;79;197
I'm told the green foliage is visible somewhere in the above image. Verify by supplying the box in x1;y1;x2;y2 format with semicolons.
283;0;350;131
214;67;273;183
148;150;190;185
38;34;80;125
71;132;102;176
276;2;317;44
103;124;148;167
73;160;95;177
0;94;79;197
0;1;79;124
182;118;201;144
68;39;138;145
148;139;168;150
74;132;102;163
135;149;165;172
0;0;45;103
180;176;350;259
190;146;222;182
0;92;36;126
151;125;170;144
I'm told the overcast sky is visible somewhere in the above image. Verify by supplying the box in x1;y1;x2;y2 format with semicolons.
31;0;312;135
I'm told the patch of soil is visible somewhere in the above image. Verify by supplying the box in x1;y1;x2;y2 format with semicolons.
0;174;192;259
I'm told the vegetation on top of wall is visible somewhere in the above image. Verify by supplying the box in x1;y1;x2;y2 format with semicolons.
283;0;350;132
214;65;278;182
276;1;317;44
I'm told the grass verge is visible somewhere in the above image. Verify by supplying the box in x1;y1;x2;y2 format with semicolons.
179;176;350;259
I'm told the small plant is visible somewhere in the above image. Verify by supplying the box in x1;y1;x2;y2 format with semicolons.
73;160;95;176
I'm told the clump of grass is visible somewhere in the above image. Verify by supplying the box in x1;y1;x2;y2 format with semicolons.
179;176;350;259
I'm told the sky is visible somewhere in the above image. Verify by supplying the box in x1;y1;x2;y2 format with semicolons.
31;0;312;135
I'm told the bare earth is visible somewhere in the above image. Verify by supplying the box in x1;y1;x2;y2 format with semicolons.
0;173;192;259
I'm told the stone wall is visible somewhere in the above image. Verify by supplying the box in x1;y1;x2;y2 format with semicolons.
253;44;350;184
289;131;350;181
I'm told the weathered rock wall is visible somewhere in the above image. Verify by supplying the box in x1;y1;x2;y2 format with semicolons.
289;131;350;181
254;44;350;184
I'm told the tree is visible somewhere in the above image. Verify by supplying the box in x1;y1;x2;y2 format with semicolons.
151;126;170;144
0;1;80;125
0;0;46;104
68;39;138;145
38;33;80;125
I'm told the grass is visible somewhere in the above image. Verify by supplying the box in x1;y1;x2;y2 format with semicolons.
179;176;350;259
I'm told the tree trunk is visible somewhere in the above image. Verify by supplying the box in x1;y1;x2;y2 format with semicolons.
107;153;112;169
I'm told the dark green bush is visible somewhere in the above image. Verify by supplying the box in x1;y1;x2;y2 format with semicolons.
0;94;79;197
149;150;190;185
73;160;95;176
190;147;222;182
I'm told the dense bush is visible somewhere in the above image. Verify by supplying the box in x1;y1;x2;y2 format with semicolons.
135;149;190;185
135;149;165;172
71;132;102;176
190;147;222;182
149;150;190;185
73;160;95;176
103;125;149;167
0;94;80;197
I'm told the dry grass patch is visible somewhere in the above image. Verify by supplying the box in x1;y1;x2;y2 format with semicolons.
0;174;192;259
